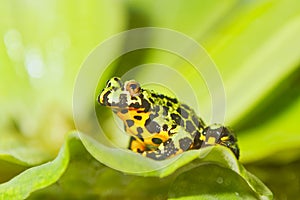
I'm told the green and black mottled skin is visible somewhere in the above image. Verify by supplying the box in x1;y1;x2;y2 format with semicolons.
98;77;239;160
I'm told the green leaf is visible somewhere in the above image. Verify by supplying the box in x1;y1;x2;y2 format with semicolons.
0;132;53;166
168;165;259;200
223;13;300;124
239;96;300;163
127;0;238;38
28;136;173;199
0;132;74;200
0;131;272;199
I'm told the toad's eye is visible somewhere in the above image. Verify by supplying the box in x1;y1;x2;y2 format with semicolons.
126;81;141;97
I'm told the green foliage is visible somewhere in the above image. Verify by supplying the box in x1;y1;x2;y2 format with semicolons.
1;0;300;199
0;132;272;199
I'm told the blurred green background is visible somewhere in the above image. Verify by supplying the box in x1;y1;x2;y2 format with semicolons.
1;0;300;199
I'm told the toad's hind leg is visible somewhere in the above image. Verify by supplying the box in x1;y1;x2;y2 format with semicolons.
203;124;240;159
128;136;145;153
142;129;193;160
